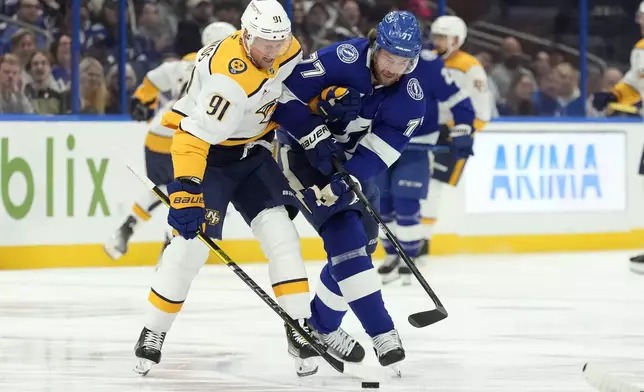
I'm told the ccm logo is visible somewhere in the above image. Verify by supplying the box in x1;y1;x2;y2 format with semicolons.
173;196;204;204
301;126;330;149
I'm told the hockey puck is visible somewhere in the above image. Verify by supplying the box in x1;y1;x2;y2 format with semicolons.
361;381;379;389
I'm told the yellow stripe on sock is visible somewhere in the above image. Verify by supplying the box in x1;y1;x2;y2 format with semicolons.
148;289;184;313
421;217;437;225
272;279;309;298
132;203;152;221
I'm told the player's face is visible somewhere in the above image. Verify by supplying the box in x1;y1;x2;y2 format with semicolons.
373;49;411;86
248;36;292;69
431;34;449;55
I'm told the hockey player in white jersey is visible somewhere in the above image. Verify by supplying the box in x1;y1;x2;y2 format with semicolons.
419;15;493;260
131;1;315;377
103;22;236;261
592;1;644;271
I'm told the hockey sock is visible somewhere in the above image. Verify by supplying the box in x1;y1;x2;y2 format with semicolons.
379;194;397;255
144;236;209;332
393;197;423;258
131;184;168;224
311;211;394;337
251;206;311;320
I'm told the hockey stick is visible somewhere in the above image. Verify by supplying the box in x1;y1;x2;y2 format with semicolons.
120;161;364;377
331;157;448;328
583;362;644;392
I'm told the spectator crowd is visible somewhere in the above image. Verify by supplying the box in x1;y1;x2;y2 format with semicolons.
0;0;637;117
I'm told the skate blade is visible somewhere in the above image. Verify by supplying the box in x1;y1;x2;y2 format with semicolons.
388;363;402;378
133;358;156;376
401;275;412;286
630;264;644;275
103;244;124;261
381;271;400;285
294;357;319;377
415;255;429;266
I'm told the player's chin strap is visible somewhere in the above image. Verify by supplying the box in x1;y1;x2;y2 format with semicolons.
331;156;448;328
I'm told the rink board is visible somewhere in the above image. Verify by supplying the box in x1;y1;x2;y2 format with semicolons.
1;118;643;268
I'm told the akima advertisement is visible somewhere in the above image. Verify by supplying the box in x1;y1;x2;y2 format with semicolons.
465;132;626;213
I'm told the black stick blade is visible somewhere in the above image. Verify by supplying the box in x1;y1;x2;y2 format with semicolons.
408;308;448;328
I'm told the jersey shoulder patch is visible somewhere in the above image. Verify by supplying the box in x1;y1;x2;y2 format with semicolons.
336;43;360;64
182;52;197;62
445;50;481;73
406;77;424;101
207;35;267;97
635;38;644;50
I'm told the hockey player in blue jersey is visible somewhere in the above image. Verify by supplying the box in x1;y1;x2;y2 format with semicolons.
273;11;425;371
376;48;475;285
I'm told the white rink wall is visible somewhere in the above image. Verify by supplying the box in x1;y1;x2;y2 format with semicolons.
1;119;643;268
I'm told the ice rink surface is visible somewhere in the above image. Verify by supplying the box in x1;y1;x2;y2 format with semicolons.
2;251;644;392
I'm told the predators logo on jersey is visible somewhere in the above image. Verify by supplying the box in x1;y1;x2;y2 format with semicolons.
228;58;247;74
256;99;278;123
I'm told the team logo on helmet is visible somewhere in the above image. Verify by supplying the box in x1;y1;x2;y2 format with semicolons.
407;78;423;100
336;44;359;64
384;12;398;23
228;58;247;74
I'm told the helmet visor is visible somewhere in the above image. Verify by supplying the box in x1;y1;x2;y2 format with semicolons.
377;50;413;74
249;35;293;59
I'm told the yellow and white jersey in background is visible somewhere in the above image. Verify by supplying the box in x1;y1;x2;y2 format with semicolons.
438;50;493;131
138;53;198;140
165;33;302;146
611;39;644;106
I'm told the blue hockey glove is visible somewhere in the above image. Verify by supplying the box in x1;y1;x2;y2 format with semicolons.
314;86;361;124
167;178;206;240
591;91;618;112
302;173;360;211
449;124;474;159
298;124;341;175
130;96;155;121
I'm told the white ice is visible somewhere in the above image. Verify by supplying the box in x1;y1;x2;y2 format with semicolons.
2;251;644;392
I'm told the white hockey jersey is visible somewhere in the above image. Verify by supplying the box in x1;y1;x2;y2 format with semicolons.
132;53;199;157
438;50;493;131
162;32;302;180
611;38;644;107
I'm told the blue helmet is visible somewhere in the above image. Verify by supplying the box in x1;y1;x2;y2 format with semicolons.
376;11;422;59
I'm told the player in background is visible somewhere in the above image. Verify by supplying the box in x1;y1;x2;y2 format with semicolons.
132;1;318;377
103;22;236;261
417;15;493;260
592;1;644;272
376;47;475;285
274;11;425;372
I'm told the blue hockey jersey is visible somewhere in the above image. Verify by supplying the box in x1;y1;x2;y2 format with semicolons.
408;49;475;146
274;38;426;183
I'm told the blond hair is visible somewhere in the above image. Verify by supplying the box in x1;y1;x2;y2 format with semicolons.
0;53;20;67
79;57;108;114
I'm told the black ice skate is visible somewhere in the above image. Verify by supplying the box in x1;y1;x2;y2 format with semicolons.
378;254;401;284
416;239;430;266
133;327;166;376
372;329;405;377
630;253;644;274
285;320;320;377
312;325;365;363
103;215;137;260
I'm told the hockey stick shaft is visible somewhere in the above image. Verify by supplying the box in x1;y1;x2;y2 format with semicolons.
331;157;448;327
121;162;348;375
